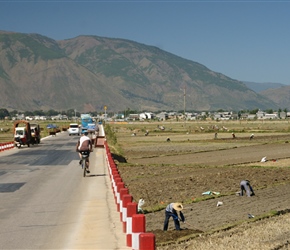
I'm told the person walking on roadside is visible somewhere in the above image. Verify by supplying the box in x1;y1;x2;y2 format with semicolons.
240;180;255;197
163;202;185;231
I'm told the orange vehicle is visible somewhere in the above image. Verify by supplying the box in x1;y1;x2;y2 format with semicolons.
13;120;33;148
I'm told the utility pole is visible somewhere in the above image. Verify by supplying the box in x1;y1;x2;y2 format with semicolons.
104;105;107;121
183;85;186;116
182;85;187;127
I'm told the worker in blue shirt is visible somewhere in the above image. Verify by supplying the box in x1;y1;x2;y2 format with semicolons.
163;202;185;231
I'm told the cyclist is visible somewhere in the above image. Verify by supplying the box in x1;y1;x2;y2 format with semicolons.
76;131;92;173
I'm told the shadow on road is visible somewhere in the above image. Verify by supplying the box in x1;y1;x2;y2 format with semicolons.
86;174;107;177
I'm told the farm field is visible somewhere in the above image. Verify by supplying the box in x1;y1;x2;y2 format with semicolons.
106;120;290;250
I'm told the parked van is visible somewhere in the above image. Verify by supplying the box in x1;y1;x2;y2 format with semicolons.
68;123;80;136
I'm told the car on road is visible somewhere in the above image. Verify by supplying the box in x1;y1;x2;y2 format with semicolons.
68;123;81;136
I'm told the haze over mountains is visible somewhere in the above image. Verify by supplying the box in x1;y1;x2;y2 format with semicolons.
0;30;288;113
243;81;286;93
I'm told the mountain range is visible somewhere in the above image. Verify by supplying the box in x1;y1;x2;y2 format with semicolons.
0;30;288;113
243;81;286;93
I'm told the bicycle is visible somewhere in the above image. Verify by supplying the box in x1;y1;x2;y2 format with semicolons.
80;151;90;177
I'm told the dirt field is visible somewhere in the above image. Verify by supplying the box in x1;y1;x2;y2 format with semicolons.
107;121;290;249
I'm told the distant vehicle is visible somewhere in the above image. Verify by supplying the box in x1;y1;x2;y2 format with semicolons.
46;124;57;129
68;123;81;136
30;123;41;144
13;120;32;148
81;114;96;133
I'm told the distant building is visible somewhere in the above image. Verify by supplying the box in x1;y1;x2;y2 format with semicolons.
139;112;155;120
280;111;286;119
256;110;265;119
128;114;139;121
115;113;124;119
25;116;33;121
264;113;278;119
213;111;232;120
156;112;168;121
247;114;257;120
257;110;278;119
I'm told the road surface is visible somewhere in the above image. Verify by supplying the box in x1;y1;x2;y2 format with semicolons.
0;132;129;249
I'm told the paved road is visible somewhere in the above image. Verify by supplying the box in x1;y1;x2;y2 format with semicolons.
0;133;129;249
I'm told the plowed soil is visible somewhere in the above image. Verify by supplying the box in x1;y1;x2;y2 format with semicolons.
109;121;290;249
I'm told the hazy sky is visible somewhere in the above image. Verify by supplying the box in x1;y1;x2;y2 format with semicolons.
1;0;290;84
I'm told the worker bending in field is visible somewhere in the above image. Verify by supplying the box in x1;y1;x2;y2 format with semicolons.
240;180;255;197
163;202;185;231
